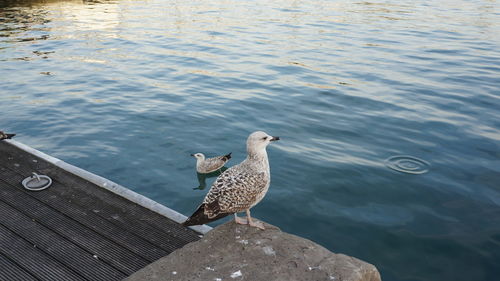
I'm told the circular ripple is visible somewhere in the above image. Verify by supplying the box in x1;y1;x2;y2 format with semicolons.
385;155;430;174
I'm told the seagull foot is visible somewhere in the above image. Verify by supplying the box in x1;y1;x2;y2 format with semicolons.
234;216;248;225
248;219;265;230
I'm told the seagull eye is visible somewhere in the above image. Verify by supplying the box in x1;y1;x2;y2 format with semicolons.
262;137;267;140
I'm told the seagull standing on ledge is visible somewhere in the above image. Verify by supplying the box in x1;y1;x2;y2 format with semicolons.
0;131;15;140
191;152;232;174
183;131;280;230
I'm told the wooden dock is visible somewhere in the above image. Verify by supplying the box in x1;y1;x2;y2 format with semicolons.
0;140;204;281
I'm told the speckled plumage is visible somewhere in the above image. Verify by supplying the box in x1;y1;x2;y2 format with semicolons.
202;161;269;218
183;131;280;229
192;152;231;174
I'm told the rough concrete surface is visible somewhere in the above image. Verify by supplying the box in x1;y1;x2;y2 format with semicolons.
126;220;382;281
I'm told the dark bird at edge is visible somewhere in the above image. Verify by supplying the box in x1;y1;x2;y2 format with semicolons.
0;131;15;140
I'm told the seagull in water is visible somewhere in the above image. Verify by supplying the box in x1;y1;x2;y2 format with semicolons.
191;152;232;174
183;131;280;230
0;131;15;140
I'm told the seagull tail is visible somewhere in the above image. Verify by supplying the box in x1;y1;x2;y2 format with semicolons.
182;203;230;227
223;152;232;161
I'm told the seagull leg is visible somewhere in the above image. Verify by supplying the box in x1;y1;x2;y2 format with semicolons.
246;209;265;230
234;213;248;225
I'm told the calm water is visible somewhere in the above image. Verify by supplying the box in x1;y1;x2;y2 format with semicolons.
2;0;500;280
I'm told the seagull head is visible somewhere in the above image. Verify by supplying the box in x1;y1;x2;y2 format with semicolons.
247;131;280;155
190;153;205;160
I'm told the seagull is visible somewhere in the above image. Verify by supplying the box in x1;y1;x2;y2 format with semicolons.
191;152;232;174
183;131;280;230
0;131;15;140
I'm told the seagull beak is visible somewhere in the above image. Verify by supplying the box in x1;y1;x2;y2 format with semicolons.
270;136;280;142
190;154;195;157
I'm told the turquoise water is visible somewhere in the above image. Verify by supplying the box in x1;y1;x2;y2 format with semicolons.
1;0;500;280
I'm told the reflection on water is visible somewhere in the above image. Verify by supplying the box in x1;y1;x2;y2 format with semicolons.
193;167;227;190
0;0;120;63
0;0;113;8
1;1;500;281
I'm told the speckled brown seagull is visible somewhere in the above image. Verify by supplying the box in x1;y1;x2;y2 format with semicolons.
0;131;15;140
191;152;232;174
183;131;280;230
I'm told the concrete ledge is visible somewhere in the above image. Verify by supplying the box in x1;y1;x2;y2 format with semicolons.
126;220;381;281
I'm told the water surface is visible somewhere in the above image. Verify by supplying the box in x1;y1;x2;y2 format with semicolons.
1;1;500;281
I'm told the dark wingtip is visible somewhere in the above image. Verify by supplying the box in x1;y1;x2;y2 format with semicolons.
182;201;230;227
6;134;15;139
182;204;208;227
224;152;232;160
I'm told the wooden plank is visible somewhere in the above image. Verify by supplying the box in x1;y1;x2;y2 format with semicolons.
36;170;199;250
0;224;85;281
0;200;126;281
0;177;149;275
0;253;38;281
0;140;205;279
0;142;200;249
0;166;169;262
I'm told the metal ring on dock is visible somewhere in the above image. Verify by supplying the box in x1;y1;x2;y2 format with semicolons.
22;172;52;191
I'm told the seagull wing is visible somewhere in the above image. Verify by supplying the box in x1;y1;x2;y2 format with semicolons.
201;157;226;172
183;167;267;226
201;153;232;173
204;168;267;214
